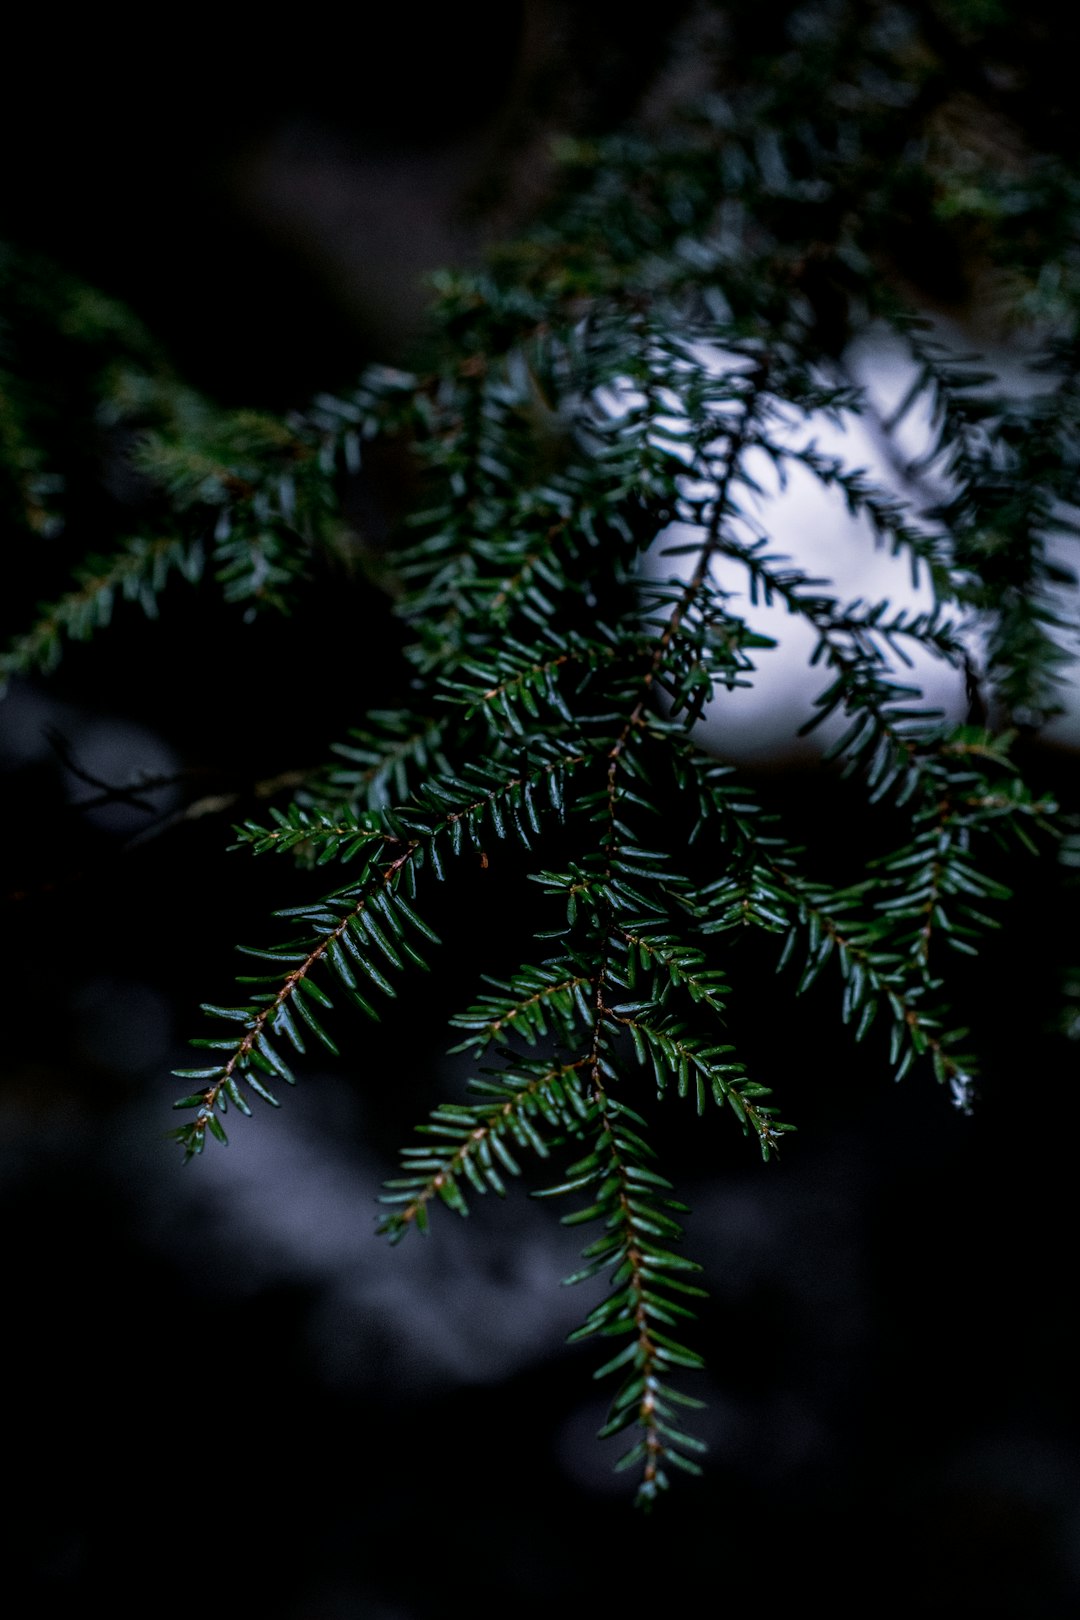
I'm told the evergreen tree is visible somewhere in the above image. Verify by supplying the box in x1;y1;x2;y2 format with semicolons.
2;2;1076;1507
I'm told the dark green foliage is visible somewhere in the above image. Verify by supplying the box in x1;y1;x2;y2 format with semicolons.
3;3;1076;1505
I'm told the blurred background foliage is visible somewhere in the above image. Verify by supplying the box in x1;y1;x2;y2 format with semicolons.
3;3;1080;1613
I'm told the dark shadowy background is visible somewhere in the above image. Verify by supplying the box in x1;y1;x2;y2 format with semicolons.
3;6;1079;1614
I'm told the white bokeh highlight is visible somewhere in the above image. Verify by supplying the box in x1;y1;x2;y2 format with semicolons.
639;325;1080;763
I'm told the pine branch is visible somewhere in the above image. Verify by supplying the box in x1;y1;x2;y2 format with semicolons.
318;713;452;813
563;1077;708;1503
1;534;203;688
377;1056;591;1238
170;841;423;1157
7;11;1076;1508
449;964;595;1053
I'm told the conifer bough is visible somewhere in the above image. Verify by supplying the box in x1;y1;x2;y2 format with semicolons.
3;16;1074;1504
